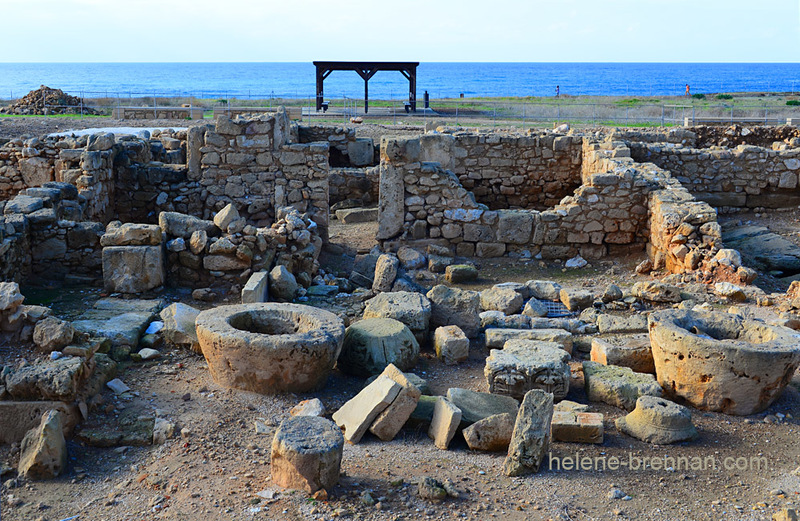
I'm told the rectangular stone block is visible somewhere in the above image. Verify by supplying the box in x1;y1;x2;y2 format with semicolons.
485;328;573;354
332;375;401;444
428;397;461;450
503;389;553;476
369;364;422;441
102;246;164;294
241;271;269;304
434;325;469;365
0;401;80;444
550;411;604;444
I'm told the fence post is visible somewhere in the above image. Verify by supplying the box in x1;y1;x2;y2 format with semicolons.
661;106;665;127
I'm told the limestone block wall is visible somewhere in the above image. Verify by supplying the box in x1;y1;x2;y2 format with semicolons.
190;112;331;239
0;214;31;283
417;131;583;211
630;142;800;211
298;124;357;166
329;167;379;205
378;135;653;260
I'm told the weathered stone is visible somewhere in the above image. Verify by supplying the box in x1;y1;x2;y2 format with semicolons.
582;361;663;411
369;364;422;441
648;309;800;415
102;246;164;293
348;137;374;166
290;398;326;417
445;387;519;427
445;264;478;284
189;230;208;254
362;291;431;342
152;418;175;444
526;280;562;301
426;285;481;338
196;303;345;394
551;411;604;444
559;288;593;312
0;401;80;444
203;254;250;271
427;397;461;450
602;284;624;303
631;281;682;303
271;416;344;493
335;207;379;223
485;339;571;400
434;325;469;365
5;357;87;401
615;395;698;444
72;298;159;350
485;328;573;354
462;412;515;452
18;410;67;480
242;271;269;304
269;265;298;302
715;282;746;301
522;298;549;318
480;311;532;330
213;203;240;231
0;281;24;312
338;318;419;376
372;254;400;292
596;314;648;334
503;390;553;476
159;211;217;239
590;334;654;373
160;303;200;350
397;246;426;270
100;223;162;247
33;317;74;353
332;375;402;443
481;286;524;315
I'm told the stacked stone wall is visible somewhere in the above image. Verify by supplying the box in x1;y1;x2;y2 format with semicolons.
630;142;800;211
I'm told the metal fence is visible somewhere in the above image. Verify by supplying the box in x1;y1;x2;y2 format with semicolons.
3;89;800;128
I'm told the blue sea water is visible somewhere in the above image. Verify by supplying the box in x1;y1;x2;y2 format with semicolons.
0;62;799;100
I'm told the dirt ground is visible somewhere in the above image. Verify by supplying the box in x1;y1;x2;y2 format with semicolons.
1;118;800;521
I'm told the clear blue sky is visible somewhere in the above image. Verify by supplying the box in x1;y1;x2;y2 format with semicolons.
2;0;797;62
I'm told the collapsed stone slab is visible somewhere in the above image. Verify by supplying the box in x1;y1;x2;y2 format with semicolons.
195;303;345;394
582;361;663;411
503;389;553;476
648;309;800;415
590;334;655;374
434;325;469;365
362;291;431;344
102;245;165;294
427;285;481;339
445;387;519;427
0;401;80;444
462;412;515;452
485;328;573;354
332;374;402;444
551;411;604;444
18;410;67;480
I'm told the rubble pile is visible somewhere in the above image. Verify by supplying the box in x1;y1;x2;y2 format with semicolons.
1;86;100;116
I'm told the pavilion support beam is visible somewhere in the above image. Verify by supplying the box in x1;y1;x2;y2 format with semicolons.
313;62;419;113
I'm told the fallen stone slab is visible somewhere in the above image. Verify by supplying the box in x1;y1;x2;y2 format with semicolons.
18;410;67;480
159;211;217;239
271;416;344;494
0;402;80;444
445;264;478;284
428;397;462;450
338;318;419;376
596;314;648;334
559;288;593;312
290;398;326;418
445;388;519;427
528;317;590;335
615;395;698;445
5;357;88;401
332;375;402;444
100;223;163;247
160;302;200;351
503;389;553;476
551;411;604;444
485;339;571;400
480;311;531;330
590;334;655;374
242;271;269;304
525;280;561;301
485;328;573;354
33;316;75;353
73;298;163;352
336;207;379;224
631;281;682;303
102;245;165;294
369;364;422;441
372;254;399;292
480;286;524;315
582;361;663;411
462;412;515;452
722;224;800;276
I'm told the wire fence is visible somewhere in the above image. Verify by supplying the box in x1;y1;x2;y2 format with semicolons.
3;89;800;128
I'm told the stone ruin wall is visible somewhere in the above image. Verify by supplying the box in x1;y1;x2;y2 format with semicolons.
418;131;583;210
630;141;800;212
377;130;741;281
0;111;332;288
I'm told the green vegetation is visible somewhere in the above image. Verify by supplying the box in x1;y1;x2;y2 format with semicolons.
787;100;800;106
716;94;734;100
692;93;706;100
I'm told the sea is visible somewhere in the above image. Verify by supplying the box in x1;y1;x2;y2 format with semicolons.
1;62;799;100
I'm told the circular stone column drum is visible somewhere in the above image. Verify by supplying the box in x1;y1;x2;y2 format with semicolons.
195;303;345;394
648;309;800;415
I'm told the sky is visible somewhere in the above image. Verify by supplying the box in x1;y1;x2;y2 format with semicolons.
0;0;797;62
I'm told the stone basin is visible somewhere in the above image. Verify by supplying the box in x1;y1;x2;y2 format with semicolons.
648;309;800;415
195;303;345;394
